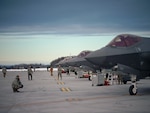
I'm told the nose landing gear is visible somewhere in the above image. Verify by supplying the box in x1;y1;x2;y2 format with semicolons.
129;75;137;95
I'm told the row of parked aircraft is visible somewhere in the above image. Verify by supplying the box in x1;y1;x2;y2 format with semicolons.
54;34;150;95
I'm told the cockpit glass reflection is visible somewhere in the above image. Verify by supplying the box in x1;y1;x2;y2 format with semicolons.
107;34;141;47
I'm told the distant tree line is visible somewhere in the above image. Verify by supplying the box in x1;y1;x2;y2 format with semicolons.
0;63;49;69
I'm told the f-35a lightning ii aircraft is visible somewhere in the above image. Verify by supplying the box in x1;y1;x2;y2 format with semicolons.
85;34;150;95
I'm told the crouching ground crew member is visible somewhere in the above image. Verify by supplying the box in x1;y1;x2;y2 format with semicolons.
12;75;23;92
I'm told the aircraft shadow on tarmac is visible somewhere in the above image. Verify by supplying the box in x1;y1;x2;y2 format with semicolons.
138;87;150;95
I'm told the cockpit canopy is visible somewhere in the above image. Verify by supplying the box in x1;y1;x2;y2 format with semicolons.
77;51;92;57
107;34;141;47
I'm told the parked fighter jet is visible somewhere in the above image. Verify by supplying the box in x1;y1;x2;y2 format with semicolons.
56;56;75;67
59;50;98;72
85;34;150;95
63;50;91;66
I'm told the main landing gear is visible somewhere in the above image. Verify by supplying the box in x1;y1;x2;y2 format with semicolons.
129;75;138;95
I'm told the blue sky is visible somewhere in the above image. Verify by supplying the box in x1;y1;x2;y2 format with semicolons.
0;0;150;65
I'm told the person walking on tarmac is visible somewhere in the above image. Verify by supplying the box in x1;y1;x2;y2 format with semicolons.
2;67;7;78
12;75;23;92
50;66;53;76
66;68;70;75
58;65;62;80
28;66;33;80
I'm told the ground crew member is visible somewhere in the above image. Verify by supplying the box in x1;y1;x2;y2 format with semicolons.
118;74;123;85
50;66;53;76
66;68;70;75
2;67;7;78
58;65;62;80
12;75;23;92
28;66;33;80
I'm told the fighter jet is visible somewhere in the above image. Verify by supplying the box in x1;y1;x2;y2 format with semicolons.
56;56;75;67
63;50;91;66
85;34;150;95
59;50;98;72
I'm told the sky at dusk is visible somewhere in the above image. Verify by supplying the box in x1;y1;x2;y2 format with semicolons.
0;0;150;65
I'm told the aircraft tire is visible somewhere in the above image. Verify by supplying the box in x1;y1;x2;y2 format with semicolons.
123;80;127;84
129;85;137;95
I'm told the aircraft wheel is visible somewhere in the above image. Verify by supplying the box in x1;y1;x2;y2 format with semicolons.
129;85;137;95
123;80;127;84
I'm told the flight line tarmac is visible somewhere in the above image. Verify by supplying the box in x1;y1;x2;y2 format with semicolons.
0;70;150;113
